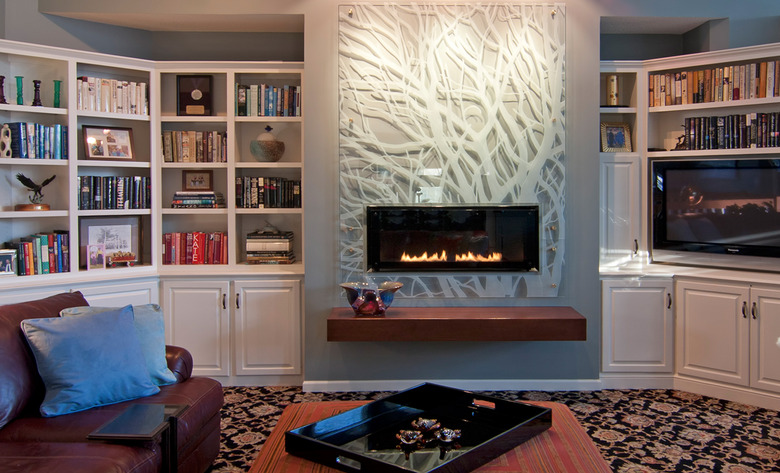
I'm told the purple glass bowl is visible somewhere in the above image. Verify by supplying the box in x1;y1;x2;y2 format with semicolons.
339;281;403;316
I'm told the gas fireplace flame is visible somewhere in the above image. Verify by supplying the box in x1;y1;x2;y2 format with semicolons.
401;251;502;263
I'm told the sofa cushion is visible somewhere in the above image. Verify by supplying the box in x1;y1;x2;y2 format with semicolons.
0;441;160;473
61;304;177;386
21;306;159;417
0;291;90;429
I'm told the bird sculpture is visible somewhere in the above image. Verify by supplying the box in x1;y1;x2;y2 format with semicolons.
16;173;55;204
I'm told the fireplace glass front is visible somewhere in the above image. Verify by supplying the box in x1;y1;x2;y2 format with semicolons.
365;205;540;272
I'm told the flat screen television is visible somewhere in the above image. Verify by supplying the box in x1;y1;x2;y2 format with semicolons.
650;157;780;272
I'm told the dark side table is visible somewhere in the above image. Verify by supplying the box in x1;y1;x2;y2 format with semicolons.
88;403;189;473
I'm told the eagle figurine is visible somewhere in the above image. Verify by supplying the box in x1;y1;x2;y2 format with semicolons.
16;173;56;204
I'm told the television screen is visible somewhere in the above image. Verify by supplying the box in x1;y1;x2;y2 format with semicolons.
651;158;780;270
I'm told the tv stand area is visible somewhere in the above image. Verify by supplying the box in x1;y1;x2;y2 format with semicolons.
327;306;586;342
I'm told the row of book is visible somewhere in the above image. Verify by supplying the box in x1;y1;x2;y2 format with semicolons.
171;191;225;209
235;176;301;209
679;113;780;151
162;231;227;265
650;61;780;108
4;231;70;276
79;175;151;210
76;76;149;116
161;130;227;163
235;83;301;117
246;230;295;264
2;122;68;159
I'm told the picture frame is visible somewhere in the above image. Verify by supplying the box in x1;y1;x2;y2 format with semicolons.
86;244;106;270
79;216;141;269
83;126;135;160
0;249;17;276
182;170;214;191
600;122;632;152
177;74;213;116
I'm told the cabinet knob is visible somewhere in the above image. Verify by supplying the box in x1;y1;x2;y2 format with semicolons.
667;293;672;309
236;293;240;309
633;239;639;255
752;302;757;319
222;293;227;310
741;301;747;318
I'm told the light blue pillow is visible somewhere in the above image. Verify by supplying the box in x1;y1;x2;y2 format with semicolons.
60;304;177;386
21;306;160;417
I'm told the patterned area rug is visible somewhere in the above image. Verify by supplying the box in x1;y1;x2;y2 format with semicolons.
210;387;780;473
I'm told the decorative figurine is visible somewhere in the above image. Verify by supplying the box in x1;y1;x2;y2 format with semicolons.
435;427;462;460
31;80;42;106
15;173;56;210
395;430;422;461
53;79;62;108
339;281;403;316
15;76;23;105
0;76;7;104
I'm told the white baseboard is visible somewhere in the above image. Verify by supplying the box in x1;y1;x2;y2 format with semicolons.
302;378;605;393
599;374;675;390
674;376;780;411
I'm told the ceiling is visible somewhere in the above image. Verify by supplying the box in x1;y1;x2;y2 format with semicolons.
601;17;720;35
44;12;304;33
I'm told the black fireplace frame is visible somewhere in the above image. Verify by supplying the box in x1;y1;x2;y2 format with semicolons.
364;204;540;273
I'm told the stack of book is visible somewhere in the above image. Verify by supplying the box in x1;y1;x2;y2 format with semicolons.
162;231;227;265
246;230;295;264
171;191;225;209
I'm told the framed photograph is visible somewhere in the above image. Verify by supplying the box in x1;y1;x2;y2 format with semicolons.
0;249;17;276
83;126;135;160
86;244;106;270
182;170;214;191
79;216;141;269
600;122;632;152
177;75;213;116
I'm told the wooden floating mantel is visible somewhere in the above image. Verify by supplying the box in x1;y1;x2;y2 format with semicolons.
327;306;587;342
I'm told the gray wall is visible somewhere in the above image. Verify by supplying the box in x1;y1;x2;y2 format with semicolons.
3;0;780;388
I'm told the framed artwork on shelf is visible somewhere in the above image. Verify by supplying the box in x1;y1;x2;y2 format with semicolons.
83;126;135;160
0;249;17;276
177;74;213;116
182;170;213;191
86;244;106;270
79;216;140;269
600;122;632;152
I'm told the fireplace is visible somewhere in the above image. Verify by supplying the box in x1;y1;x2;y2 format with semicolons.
365;205;540;272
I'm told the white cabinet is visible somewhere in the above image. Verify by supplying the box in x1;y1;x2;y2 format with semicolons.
599;154;641;266
234;279;300;376
602;277;673;372
161;279;230;377
161;277;301;380
676;279;780;394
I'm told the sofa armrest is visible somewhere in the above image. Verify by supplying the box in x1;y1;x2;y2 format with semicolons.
165;345;193;383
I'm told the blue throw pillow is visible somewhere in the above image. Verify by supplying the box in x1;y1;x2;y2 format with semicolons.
60;304;177;386
21;306;160;417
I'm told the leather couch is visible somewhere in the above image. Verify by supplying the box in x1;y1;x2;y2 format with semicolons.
0;291;224;473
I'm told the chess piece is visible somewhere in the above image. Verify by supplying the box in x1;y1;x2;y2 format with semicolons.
0;76;7;104
32;80;42;106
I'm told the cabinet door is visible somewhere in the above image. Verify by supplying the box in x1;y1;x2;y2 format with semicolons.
234;279;301;376
599;154;640;266
676;280;749;385
602;278;673;372
750;287;780;393
161;279;230;377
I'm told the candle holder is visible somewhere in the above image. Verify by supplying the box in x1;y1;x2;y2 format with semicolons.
0;76;7;104
15;76;23;105
53;80;62;108
32;80;42;106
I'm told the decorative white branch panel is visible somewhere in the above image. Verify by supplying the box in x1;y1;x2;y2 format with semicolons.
338;3;566;298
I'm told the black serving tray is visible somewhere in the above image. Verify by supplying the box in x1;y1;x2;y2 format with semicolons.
285;382;552;473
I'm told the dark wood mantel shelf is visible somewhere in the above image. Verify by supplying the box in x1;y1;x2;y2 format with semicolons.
327;306;586;342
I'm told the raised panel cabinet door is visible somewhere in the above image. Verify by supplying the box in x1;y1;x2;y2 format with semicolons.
161;279;230;377
750;287;780;393
599;154;640;266
234;279;301;376
602;278;673;372
675;280;749;385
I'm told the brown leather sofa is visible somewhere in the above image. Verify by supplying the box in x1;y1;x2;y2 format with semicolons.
0;291;224;473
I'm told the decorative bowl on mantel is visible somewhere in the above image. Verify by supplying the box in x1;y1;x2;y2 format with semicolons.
339;281;403;317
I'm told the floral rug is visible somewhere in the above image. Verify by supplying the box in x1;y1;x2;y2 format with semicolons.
211;387;780;473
